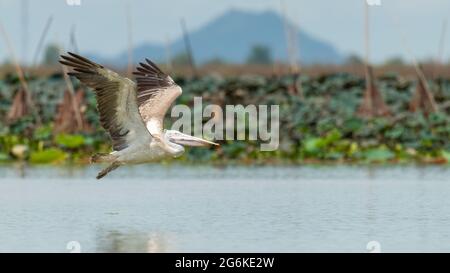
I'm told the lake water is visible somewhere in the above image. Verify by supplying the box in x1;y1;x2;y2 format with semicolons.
0;164;449;253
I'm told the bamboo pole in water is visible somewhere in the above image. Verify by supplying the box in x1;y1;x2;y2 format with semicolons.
431;18;448;79
281;0;292;70
180;18;197;77
126;1;133;78
280;0;303;98
165;36;173;73
358;2;390;117
383;7;438;114
437;18;448;65
70;25;80;53
429;18;448;79
21;0;29;64
280;0;299;74
364;2;371;84
32;16;53;68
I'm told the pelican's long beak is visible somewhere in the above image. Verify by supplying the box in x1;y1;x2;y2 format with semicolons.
170;133;219;147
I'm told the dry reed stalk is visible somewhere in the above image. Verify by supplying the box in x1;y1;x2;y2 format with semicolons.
409;73;439;115
357;66;390;117
54;89;91;134
0;20;40;123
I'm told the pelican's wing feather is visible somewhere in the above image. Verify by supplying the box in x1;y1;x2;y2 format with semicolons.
60;52;150;151
133;59;182;136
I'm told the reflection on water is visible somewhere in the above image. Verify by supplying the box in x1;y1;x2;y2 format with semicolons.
12;162;27;178
0;164;449;252
96;229;169;253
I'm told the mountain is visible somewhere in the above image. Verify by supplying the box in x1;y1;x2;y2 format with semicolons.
100;9;343;66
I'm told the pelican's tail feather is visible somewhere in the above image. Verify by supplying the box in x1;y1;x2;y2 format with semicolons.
96;162;120;180
90;153;115;163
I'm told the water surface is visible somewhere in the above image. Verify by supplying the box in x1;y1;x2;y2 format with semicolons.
0;165;449;252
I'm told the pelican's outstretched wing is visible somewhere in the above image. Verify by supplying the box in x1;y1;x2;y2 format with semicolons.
59;52;150;151
133;59;182;137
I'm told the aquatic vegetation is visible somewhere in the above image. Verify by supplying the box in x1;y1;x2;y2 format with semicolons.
55;134;85;149
30;148;66;164
0;72;449;164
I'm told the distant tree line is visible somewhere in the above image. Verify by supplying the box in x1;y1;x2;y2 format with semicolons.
3;43;450;67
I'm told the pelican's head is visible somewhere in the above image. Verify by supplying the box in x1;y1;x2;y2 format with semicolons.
164;130;219;148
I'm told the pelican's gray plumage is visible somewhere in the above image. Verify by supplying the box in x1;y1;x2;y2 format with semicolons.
60;52;218;179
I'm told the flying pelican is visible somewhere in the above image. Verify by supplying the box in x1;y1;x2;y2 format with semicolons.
60;52;218;179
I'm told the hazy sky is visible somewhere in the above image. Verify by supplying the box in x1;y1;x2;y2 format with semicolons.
0;0;449;64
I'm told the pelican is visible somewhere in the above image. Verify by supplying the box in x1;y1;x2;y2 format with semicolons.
60;52;218;179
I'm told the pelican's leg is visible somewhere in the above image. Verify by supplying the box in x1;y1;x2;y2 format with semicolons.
96;162;121;180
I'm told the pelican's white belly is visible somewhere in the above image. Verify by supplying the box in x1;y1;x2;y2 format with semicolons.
113;140;169;164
